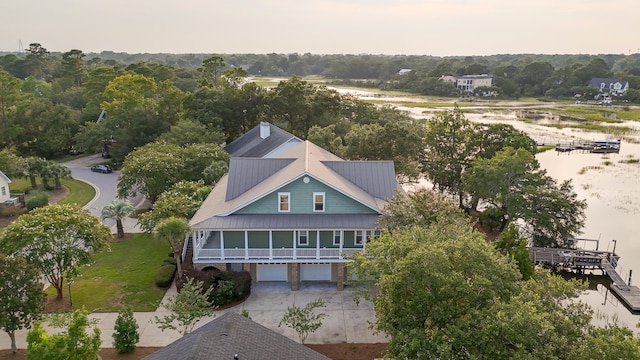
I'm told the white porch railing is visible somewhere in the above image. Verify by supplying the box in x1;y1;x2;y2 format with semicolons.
194;247;363;261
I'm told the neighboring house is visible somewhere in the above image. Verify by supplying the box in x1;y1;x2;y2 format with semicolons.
224;121;303;158
398;68;412;76
439;75;457;84
457;74;493;93
0;170;12;203
588;78;629;96
188;136;400;290
144;312;330;360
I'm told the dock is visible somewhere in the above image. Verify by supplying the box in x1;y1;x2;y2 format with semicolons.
549;139;621;154
530;247;640;312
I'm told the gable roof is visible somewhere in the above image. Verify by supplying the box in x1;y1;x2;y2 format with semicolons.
224;122;303;158
190;141;399;227
588;77;628;88
0;170;11;184
144;312;330;360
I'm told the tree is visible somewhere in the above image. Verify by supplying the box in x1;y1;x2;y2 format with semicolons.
378;188;467;232
0;255;46;354
118;141;229;203
154;277;215;336
101;199;135;238
138;180;211;233
112;306;139;353
0;204;111;300
279;298;327;344
27;308;101;360
197;55;225;88
155;217;190;279
493;224;536;280
157;119;225;147
422;107;475;207
0;68;22;133
60;49;88;88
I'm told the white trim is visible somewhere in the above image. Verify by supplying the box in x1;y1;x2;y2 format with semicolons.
333;230;342;246
297;230;309;246
313;192;325;212
278;192;290;212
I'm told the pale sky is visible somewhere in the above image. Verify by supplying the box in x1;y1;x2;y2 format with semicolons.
1;0;638;56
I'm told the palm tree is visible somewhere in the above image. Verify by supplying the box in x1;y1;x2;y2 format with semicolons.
155;217;190;279
101;199;135;238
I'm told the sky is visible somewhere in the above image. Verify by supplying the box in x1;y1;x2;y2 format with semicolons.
1;0;639;56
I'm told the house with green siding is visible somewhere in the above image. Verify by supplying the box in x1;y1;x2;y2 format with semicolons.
188;139;400;290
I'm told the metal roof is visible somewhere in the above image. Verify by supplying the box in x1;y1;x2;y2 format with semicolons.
224;122;303;158
322;161;397;199
225;158;295;201
191;213;380;230
144;312;329;360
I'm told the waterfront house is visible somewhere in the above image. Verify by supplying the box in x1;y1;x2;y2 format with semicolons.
588;78;629;96
188;137;400;290
457;74;493;93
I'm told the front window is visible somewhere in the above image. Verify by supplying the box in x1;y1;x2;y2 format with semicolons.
298;230;308;246
313;192;325;212
278;192;290;212
1;186;5;196
355;230;378;245
333;230;342;245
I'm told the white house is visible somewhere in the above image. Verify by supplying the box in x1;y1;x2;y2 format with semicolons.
0;170;11;203
457;74;493;93
588;78;629;96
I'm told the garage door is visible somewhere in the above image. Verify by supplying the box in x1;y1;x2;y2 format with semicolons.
256;264;288;282
301;264;332;281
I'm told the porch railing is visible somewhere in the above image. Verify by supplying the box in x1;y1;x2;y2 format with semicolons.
194;247;362;261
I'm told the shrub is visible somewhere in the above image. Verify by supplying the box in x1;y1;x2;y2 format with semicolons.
479;207;504;232
155;264;176;288
178;269;252;306
113;307;139;353
25;190;48;211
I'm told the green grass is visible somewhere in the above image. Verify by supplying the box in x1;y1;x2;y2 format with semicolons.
46;233;169;312
58;178;95;207
8;177;95;207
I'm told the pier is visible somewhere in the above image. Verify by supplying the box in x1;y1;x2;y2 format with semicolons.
546;139;621;154
529;247;640;312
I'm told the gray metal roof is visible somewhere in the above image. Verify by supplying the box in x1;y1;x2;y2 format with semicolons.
191;213;380;230
144;312;329;360
224;122;302;158
0;170;11;184
226;158;295;201
588;77;628;88
322;161;397;199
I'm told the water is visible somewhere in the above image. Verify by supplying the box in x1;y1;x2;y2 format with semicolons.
337;87;640;329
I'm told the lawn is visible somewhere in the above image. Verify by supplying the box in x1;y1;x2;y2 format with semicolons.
9;177;95;208
45;233;170;312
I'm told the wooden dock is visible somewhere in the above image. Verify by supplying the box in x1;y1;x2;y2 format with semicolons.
530;247;640;312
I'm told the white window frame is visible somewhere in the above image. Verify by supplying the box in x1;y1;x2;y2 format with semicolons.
297;230;309;246
1;186;5;196
355;230;378;245
313;192;325;212
278;192;290;212
333;230;342;245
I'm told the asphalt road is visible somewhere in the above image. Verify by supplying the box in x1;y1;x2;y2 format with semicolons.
64;154;142;227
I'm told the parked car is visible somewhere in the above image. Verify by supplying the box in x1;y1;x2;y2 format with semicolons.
90;165;112;173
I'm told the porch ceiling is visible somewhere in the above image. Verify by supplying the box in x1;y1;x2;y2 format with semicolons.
191;213;380;230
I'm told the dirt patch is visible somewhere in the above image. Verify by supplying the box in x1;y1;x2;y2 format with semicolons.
0;344;389;360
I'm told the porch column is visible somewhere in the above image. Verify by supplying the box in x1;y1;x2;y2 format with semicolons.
363;231;367;253
220;231;225;259
337;263;345;291
291;263;300;291
316;230;320;259
293;231;297;260
269;231;273;260
244;230;249;259
339;230;343;259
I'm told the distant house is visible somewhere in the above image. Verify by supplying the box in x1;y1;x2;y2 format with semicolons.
188;123;400;291
588;78;629;96
0;170;12;203
439;75;457;84
398;68;412;76
457;74;493;93
144;312;330;360
224;121;303;158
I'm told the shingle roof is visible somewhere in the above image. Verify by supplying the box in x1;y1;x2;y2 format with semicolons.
588;77;628;88
224;122;302;158
143;312;330;360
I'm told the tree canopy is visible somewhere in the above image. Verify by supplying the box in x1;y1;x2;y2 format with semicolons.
0;204;111;300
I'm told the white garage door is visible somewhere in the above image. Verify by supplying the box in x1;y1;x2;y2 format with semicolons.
301;264;332;281
256;264;288;282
